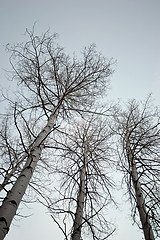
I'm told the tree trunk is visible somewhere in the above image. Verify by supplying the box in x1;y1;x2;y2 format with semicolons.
130;154;155;240
0;111;56;240
71;142;88;240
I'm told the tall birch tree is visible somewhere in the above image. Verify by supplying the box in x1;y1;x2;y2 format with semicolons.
46;116;115;240
115;97;160;240
0;28;113;239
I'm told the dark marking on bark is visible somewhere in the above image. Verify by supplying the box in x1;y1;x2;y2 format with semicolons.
0;217;9;232
3;226;9;233
26;165;33;174
20;174;26;177
0;217;7;226
138;193;142;197
9;200;17;206
26;166;32;169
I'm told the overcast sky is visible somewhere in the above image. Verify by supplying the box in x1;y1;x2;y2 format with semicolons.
0;0;160;240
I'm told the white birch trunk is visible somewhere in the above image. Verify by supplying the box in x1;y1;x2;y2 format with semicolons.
127;148;155;240
72;142;88;240
0;111;56;240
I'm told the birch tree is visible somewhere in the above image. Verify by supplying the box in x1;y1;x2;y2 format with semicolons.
45;116;115;240
0;28;113;239
115;97;160;240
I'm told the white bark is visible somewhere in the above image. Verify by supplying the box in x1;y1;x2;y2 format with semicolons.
72;142;88;240
128;151;155;240
0;111;56;240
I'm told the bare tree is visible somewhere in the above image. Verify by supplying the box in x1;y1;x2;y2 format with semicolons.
0;28;113;239
45;115;115;240
114;96;160;240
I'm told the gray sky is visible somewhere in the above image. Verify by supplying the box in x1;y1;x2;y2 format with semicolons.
0;0;160;239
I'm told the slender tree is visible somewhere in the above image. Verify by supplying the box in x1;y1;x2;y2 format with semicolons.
0;28;113;239
115;96;160;240
46;116;115;240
